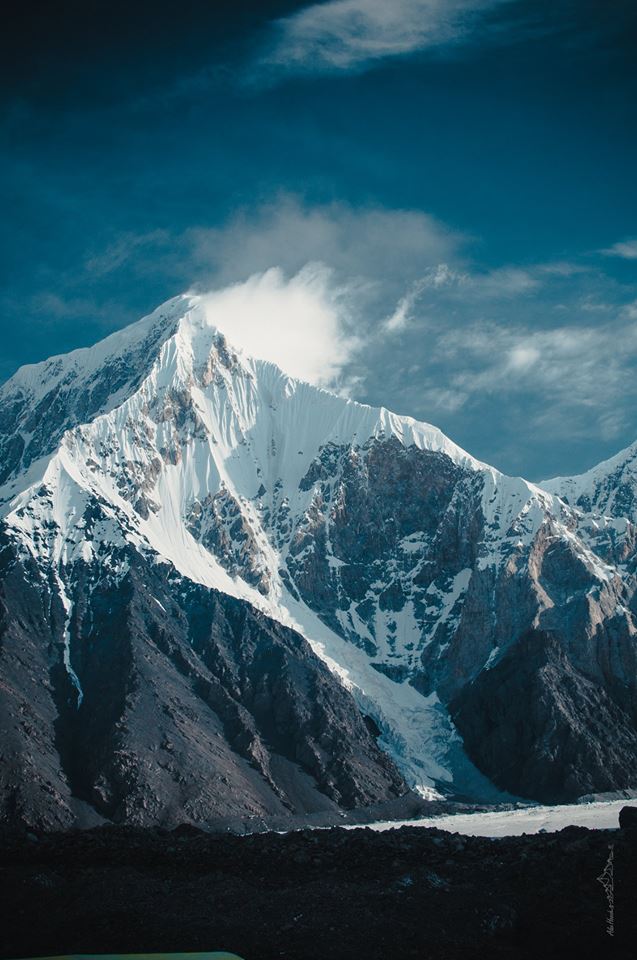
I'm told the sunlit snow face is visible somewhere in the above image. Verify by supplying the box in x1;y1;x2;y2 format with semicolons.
198;265;359;390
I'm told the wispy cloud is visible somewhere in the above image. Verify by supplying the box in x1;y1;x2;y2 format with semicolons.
84;230;171;276
75;196;463;293
383;262;541;333
383;265;456;332
262;0;514;74
405;301;637;447
600;238;637;260
185;196;463;288
621;300;637;321
383;282;425;332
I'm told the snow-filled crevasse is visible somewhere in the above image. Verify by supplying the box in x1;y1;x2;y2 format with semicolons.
54;572;83;709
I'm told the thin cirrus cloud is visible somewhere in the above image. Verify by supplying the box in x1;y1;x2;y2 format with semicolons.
262;0;514;74
383;283;424;332
85;230;171;277
382;263;540;333
600;239;637;260
398;298;637;445
383;265;456;332
79;196;462;292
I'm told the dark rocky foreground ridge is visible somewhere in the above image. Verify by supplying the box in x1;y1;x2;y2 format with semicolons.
452;630;637;802
0;531;407;830
2;817;636;960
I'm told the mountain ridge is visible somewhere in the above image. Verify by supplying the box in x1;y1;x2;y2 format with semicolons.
1;293;636;826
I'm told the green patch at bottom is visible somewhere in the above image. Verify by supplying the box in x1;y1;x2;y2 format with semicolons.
15;954;245;960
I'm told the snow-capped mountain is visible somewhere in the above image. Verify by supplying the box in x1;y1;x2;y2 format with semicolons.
543;441;637;523
1;294;636;828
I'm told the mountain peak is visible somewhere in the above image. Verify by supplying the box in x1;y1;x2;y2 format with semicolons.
542;438;637;521
0;295;198;489
1;292;491;497
2;294;637;818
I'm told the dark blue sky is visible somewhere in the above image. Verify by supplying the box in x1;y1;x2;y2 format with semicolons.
1;0;636;479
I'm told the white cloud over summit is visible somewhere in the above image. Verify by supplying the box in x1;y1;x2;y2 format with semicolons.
199;264;359;390
188;198;462;390
27;193;637;469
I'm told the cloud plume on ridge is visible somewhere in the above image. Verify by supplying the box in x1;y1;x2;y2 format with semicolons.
199;264;360;390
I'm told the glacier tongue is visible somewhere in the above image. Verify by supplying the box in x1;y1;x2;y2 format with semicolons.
2;292;637;804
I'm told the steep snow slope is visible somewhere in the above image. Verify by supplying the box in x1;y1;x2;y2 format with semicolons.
2;293;637;808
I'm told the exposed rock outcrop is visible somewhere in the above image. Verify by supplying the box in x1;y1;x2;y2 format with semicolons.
0;529;406;830
451;630;637;802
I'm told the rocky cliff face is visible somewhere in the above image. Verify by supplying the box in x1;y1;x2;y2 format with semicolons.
1;293;636;825
451;630;637;802
0;525;406;830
